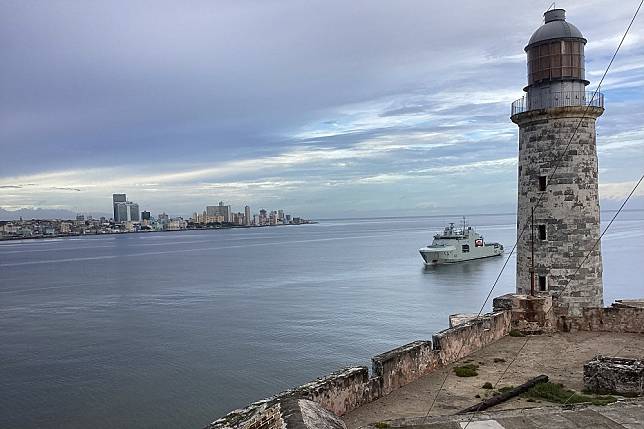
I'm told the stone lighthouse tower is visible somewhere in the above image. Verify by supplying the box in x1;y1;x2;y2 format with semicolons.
511;8;604;316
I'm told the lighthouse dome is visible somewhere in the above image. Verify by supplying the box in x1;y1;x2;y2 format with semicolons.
527;9;586;48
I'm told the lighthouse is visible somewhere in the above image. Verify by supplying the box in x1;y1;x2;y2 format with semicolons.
511;8;604;316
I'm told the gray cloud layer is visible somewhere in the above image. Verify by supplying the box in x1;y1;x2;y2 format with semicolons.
1;0;643;216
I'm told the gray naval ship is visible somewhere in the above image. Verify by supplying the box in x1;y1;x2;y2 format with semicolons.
419;219;504;265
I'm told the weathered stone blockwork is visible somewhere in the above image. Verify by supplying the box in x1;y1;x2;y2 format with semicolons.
584;356;644;396
208;311;511;429
372;341;440;396
493;293;556;334
432;311;511;363
296;367;381;415
512;106;604;317
558;305;644;334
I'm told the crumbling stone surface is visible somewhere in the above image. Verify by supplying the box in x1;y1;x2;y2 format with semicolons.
208;311;512;428
558;304;644;334
372;341;440;396
612;299;644;309
292;399;347;429
584;355;644;396
244;403;284;429
493;293;556;334
512;106;604;317
432;311;511;363
448;314;479;328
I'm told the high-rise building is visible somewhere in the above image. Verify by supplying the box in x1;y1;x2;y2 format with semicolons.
206;201;232;223
128;203;139;222
244;206;251;226
113;194;126;221
141;211;151;221
115;202;128;223
112;193;140;223
511;9;603;315
113;194;126;203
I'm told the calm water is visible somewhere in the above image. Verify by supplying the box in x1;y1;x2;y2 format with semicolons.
1;213;643;429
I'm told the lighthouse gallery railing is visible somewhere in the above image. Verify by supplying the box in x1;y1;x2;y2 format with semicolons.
511;90;604;116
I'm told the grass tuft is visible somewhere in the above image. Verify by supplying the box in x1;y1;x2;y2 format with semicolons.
522;382;616;406
454;363;479;377
374;422;390;429
482;382;494;389
509;329;525;337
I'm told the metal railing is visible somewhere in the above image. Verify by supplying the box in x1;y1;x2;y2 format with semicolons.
511;90;604;116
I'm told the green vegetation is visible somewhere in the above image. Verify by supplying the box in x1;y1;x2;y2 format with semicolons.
498;385;514;394
374;422;390;429
482;382;493;389
454;363;479;377
522;382;617;406
509;329;525;337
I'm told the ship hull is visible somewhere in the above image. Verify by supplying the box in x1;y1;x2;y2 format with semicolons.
418;244;503;265
419;250;503;266
418;220;504;266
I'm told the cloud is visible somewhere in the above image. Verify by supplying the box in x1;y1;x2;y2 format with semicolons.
1;0;643;217
599;181;644;200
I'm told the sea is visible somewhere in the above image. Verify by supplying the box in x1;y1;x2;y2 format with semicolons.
1;212;643;429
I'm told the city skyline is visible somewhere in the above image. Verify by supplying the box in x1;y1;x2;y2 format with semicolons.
1;1;643;218
1;192;310;239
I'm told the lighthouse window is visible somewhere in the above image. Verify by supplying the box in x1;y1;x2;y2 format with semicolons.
538;225;547;240
527;40;585;85
461;244;470;253
539;176;547;191
538;275;547;291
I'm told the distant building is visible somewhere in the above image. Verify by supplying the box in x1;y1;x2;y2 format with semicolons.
113;194;126;203
166;218;187;231
76;214;85;221
112;193;140;223
141;211;151;221
206;201;232;223
244;206;251;226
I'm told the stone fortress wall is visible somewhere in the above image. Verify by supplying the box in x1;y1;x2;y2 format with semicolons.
208;298;644;429
207;310;511;429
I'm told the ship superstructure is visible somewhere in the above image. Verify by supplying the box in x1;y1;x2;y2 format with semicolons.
419;220;503;265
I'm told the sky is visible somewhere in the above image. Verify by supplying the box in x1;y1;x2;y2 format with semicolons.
1;0;643;218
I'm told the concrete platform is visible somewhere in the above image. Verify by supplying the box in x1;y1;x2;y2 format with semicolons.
366;400;644;428
343;332;644;429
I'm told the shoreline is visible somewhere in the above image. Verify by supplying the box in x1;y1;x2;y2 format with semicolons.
0;221;318;244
